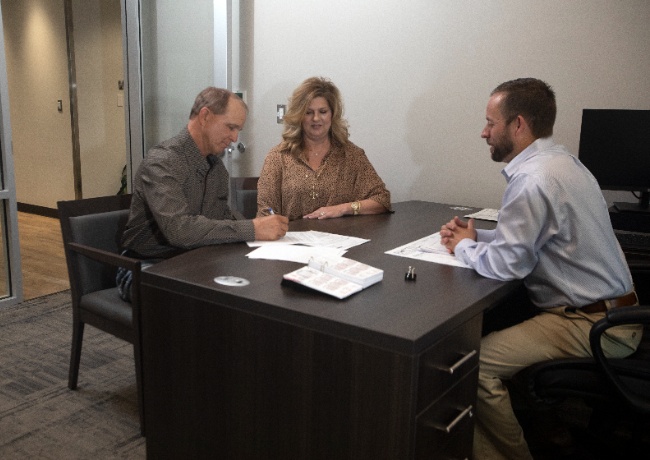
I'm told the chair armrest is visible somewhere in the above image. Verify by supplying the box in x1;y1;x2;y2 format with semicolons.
589;305;650;413
605;304;650;325
67;242;141;272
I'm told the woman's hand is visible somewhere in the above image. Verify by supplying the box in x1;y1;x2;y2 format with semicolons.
303;204;347;219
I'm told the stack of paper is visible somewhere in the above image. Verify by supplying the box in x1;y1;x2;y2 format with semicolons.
246;231;370;263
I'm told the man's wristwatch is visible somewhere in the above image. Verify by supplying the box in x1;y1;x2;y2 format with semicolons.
351;201;361;215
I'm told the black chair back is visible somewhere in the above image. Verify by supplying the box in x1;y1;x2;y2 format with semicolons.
68;209;130;295
230;176;259;219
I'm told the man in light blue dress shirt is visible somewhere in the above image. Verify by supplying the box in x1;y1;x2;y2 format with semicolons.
440;78;641;460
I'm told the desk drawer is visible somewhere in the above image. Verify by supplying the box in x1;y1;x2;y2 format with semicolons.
415;368;478;459
417;314;482;412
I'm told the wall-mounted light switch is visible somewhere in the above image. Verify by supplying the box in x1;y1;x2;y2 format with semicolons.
57;100;63;112
277;104;286;124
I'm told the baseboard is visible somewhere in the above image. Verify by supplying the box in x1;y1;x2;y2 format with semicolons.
17;202;59;219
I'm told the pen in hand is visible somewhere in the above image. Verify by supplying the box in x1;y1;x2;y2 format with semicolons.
266;207;275;215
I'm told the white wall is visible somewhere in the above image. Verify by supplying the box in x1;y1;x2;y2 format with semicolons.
242;0;650;209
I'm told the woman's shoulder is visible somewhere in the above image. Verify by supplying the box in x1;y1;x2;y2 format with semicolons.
338;141;369;161
338;140;363;154
261;143;297;171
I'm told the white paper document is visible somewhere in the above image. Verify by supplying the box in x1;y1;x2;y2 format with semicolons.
246;244;347;264
247;231;369;250
385;232;471;268
464;208;499;221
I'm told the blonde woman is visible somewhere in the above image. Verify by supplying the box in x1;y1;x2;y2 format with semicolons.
257;77;391;220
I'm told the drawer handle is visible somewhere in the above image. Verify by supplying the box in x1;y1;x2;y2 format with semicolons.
429;405;474;434
436;349;477;374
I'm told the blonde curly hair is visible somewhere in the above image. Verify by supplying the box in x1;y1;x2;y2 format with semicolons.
280;77;349;156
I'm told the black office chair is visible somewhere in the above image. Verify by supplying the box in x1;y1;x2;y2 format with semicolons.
58;194;145;436
523;306;650;407
517;260;650;455
627;257;650;308
230;176;259;219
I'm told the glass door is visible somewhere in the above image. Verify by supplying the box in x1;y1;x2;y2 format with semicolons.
0;3;23;306
122;0;238;186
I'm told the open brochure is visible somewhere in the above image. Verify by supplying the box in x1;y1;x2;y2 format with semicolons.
282;256;383;299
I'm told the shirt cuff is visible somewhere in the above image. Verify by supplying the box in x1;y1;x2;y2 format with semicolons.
454;238;476;266
475;228;495;243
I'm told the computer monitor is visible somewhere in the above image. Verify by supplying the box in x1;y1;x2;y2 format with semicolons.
578;109;650;213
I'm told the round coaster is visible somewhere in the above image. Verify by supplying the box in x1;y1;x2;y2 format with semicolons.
214;276;250;287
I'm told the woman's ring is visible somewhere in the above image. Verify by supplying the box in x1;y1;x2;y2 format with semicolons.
320;212;325;216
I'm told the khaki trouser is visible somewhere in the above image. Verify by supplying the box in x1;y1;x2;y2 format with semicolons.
473;305;642;460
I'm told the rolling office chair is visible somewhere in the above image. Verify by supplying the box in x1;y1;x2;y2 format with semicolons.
58;194;145;436
522;305;650;409
518;259;650;454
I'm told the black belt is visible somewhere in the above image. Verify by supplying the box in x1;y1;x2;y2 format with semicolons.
579;291;638;314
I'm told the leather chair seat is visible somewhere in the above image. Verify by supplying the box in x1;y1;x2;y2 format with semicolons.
523;356;650;404
80;288;132;328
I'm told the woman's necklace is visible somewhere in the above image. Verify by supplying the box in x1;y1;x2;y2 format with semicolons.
306;137;330;157
307;145;328;157
306;143;329;200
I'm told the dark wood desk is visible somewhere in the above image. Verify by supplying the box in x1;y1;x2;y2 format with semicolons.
140;201;521;459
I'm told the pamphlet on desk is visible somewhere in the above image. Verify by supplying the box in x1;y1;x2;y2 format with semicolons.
282;256;383;299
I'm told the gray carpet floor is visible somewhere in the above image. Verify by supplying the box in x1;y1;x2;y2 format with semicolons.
0;291;145;459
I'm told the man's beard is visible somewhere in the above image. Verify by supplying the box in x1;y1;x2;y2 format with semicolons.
489;136;514;162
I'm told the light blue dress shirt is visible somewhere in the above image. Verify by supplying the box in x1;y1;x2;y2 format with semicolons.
454;137;633;308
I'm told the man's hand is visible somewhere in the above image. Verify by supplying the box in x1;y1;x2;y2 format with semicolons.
252;214;289;240
440;216;477;253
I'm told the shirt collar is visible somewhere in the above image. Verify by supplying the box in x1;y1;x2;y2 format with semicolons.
179;127;213;175
501;137;555;182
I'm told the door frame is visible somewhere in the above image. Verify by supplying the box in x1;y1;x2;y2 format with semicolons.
121;0;145;192
0;2;24;306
